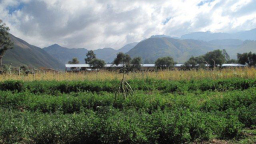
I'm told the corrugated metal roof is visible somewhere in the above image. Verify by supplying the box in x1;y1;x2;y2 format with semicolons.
65;64;90;68
141;64;155;67
222;64;246;67
65;63;247;68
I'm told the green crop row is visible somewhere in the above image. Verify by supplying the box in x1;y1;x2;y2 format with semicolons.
0;107;250;144
0;78;256;94
0;88;255;128
0;89;255;113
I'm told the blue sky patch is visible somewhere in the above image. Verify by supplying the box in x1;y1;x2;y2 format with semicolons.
162;17;172;25
8;3;25;14
197;0;215;6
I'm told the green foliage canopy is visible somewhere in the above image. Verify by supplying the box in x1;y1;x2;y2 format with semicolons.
85;50;96;64
204;49;225;67
131;57;142;71
155;56;175;69
68;57;79;64
113;52;131;66
237;52;256;67
89;58;105;69
0;20;13;66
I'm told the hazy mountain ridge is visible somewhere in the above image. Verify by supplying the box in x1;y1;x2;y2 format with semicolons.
127;37;218;63
181;29;256;41
126;37;256;63
44;44;88;65
3;34;64;69
44;42;138;64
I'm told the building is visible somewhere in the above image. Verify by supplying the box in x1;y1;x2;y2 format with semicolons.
65;63;247;72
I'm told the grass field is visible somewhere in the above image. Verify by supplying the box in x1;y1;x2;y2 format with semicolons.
1;67;256;81
0;68;256;143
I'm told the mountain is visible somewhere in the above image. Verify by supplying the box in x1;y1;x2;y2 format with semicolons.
126;37;219;63
44;42;138;64
118;42;138;53
126;36;256;62
181;29;256;41
94;48;117;63
44;44;88;64
208;39;244;46
226;40;256;58
3;34;64;69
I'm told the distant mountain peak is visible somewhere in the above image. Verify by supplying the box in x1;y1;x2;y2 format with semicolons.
150;35;171;38
52;44;61;47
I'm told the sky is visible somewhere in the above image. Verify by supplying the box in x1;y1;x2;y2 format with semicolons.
0;0;256;49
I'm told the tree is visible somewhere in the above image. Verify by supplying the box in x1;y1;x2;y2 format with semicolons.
155;56;175;69
131;57;142;71
0;20;13;66
113;52;131;66
85;50;96;64
184;56;205;69
237;52;256;66
89;58;105;69
68;57;79;64
222;49;230;62
204;50;225;68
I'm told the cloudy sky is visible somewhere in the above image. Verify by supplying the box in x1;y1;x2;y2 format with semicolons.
1;0;256;49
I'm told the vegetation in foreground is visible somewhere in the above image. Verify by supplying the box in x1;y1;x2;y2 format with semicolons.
0;67;256;81
0;75;255;143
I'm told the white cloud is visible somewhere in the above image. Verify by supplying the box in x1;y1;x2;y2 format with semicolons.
0;0;256;49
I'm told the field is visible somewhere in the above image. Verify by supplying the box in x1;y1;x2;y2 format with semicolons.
0;68;256;143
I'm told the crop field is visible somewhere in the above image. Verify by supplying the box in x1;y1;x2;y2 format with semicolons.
0;68;256;143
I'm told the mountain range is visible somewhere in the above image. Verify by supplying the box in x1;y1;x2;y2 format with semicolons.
44;42;138;65
3;34;64;70
3;28;256;70
181;29;256;41
127;37;256;63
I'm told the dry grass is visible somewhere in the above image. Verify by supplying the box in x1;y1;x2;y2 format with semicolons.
0;67;256;81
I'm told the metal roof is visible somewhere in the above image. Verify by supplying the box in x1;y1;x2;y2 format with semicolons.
65;63;247;68
222;64;246;67
65;64;90;68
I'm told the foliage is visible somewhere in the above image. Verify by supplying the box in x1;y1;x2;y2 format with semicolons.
113;52;131;66
68;57;79;64
184;56;205;69
0;72;256;143
85;50;96;64
204;49;225;68
222;49;230;62
89;58;105;69
155;56;175;69
237;52;256;67
131;57;142;71
0;20;13;66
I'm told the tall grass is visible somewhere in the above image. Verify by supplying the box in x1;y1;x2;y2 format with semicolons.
0;67;256;81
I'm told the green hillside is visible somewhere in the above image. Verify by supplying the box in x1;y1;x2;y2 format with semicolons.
44;42;137;64
2;34;64;70
126;37;218;63
44;44;88;65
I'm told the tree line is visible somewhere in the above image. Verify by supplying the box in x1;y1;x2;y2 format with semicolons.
68;49;256;71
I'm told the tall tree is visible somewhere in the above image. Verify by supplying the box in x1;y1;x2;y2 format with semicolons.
0;20;13;66
113;52;131;66
68;57;79;64
184;56;205;69
89;58;105;69
204;49;225;68
85;50;96;64
237;52;256;66
131;57;142;71
222;49;230;62
155;56;175;69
